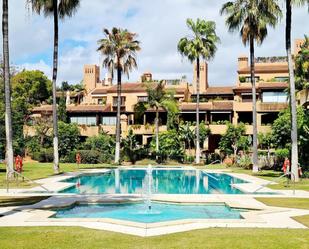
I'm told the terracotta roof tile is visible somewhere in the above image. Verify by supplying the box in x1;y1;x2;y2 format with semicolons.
238;64;288;74
180;101;233;111
32;105;112;113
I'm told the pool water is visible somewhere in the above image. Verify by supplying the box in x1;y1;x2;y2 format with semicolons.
60;169;248;194
53;202;245;223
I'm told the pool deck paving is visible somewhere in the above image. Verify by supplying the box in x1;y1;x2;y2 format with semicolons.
0;168;309;236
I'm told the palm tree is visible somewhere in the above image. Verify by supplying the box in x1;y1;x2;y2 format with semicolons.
220;0;282;172
134;81;179;162
2;0;14;179
178;18;220;164
285;0;308;182
28;0;80;173
97;28;141;164
179;121;195;160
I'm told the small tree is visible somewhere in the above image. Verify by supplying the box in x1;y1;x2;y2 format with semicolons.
219;123;248;159
122;128;140;164
58;121;79;158
258;132;274;159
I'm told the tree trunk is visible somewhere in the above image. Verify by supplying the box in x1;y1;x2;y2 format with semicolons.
2;0;14;179
52;0;59;174
286;0;299;182
114;63;122;164
233;145;237;161
250;36;259;173
155;106;159;161
195;58;201;164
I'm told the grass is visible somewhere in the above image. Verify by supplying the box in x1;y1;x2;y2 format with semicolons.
0;162;114;188
293;215;309;228
1;162;308;191
255;197;309;228
0;227;308;249
255;197;309;209
0;196;50;207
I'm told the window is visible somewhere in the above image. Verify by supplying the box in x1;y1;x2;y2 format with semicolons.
98;98;106;105
70;116;96;126
138;96;148;102
244;76;260;82
274;77;288;82
262;92;287;103
102;116;117;126
113;97;126;106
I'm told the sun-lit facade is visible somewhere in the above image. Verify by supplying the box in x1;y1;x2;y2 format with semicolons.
27;39;307;152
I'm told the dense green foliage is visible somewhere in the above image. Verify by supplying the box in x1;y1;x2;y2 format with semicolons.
83;132;115;162
219;123;249;157
11;70;52;105
122;129;145;164
58;121;80;157
151;129;184;163
272;107;309;169
0;69;52;158
295;35;309;90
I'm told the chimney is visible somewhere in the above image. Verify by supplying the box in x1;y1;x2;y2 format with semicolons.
83;65;100;93
141;72;152;82
294;39;305;55
238;55;248;70
193;61;208;94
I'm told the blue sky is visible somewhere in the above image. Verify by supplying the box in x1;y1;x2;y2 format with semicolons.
1;0;309;86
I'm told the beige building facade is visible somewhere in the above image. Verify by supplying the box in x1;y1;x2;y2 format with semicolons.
30;40;306;152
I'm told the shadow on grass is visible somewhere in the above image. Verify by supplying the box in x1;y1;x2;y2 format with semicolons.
0;196;50;207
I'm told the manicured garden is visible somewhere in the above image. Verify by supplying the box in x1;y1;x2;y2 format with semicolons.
0;227;308;249
1;162;308;191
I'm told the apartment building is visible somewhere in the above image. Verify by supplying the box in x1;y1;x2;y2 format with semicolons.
29;40;306;152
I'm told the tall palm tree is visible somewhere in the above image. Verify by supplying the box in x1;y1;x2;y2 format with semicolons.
28;0;80;173
220;0;282;172
97;28;140;164
285;0;308;182
134;81;179;162
178;18;220;164
2;0;14;179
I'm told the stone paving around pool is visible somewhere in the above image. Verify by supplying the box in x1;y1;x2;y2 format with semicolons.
0;168;309;237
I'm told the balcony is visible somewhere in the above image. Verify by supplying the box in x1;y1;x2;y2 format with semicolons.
79;125;100;137
234;102;252;112
245;125;271;135
100;125;116;135
208;125;228;135
257;102;288;112
129;125;167;135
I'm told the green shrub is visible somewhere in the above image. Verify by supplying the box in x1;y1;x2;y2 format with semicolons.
237;155;252;169
275;148;289;159
33;148;53;162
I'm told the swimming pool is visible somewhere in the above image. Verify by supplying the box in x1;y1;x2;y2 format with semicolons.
60;169;248;194
53;202;246;223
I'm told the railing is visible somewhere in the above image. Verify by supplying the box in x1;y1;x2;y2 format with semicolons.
6;169;51;193
252;172;295;195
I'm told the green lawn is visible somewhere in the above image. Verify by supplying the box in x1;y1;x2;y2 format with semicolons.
255;197;309;209
0;162;114;188
1;162;308;191
255;197;309;228
293;215;309;228
0;227;308;249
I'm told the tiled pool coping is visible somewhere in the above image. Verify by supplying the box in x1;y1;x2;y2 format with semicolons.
1;168;309;236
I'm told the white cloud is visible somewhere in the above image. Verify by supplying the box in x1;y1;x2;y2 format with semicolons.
1;0;309;86
19;60;51;79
